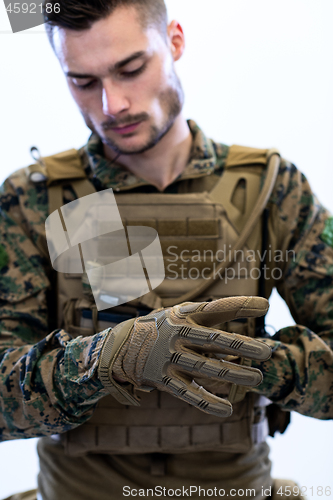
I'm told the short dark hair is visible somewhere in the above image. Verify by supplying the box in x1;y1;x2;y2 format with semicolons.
43;0;168;48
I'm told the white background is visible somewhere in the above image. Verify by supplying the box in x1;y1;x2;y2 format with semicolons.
1;0;333;497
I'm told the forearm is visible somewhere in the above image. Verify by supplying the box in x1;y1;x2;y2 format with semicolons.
252;326;333;419
0;328;109;441
253;162;333;419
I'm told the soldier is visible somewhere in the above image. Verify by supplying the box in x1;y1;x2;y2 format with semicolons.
1;1;333;499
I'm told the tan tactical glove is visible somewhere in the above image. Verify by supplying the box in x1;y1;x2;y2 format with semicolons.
98;296;271;417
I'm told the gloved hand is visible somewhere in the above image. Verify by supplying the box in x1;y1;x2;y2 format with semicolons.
98;296;271;417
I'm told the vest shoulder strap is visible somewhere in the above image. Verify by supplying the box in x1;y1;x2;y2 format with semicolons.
27;148;95;215
27;148;85;185
225;145;269;168
27;144;273;189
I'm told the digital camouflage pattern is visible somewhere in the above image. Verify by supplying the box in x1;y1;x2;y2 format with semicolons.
1;120;333;441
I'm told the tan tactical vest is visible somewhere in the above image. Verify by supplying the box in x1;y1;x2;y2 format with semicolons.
28;145;280;457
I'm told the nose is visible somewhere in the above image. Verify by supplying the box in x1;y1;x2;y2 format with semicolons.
102;80;130;117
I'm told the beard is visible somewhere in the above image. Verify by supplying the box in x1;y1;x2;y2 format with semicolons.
83;71;184;156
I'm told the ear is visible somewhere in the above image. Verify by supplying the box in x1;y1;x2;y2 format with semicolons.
167;20;185;62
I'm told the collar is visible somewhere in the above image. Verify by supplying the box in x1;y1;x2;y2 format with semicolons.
84;119;228;191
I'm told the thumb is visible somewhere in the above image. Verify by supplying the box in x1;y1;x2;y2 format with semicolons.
177;296;269;327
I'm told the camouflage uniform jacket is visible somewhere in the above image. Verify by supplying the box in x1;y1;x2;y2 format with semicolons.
0;120;333;441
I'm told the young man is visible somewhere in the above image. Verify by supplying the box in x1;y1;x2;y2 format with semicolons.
1;1;333;499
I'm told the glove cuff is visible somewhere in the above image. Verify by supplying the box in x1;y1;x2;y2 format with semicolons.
98;318;140;406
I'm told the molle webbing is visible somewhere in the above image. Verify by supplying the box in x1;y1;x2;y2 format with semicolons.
59;390;269;456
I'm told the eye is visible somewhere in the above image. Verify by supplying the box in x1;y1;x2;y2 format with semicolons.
121;63;147;79
71;78;97;90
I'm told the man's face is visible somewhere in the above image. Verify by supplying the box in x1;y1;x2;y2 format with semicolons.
53;7;184;155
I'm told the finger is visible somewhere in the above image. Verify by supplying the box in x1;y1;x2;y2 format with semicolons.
170;352;263;386
177;296;269;327
161;375;232;418
175;323;271;361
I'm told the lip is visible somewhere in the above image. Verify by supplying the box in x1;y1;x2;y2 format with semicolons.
110;121;142;135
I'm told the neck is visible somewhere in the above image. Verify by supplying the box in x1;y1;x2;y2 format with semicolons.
103;115;192;191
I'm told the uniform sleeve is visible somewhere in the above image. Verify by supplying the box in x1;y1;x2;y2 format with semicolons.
252;160;333;419
0;175;108;441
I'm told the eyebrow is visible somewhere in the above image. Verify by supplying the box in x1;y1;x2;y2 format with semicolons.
65;51;146;79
